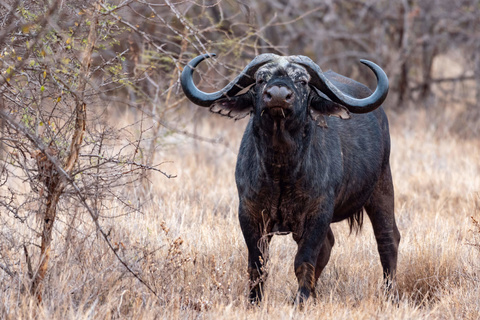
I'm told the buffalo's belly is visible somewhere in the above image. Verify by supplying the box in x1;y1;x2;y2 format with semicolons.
271;221;293;234
331;182;376;222
331;202;366;223
241;181;327;236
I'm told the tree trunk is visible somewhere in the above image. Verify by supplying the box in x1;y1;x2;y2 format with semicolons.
0;96;4;161
30;175;63;301
396;0;411;108
475;45;480;109
419;9;437;102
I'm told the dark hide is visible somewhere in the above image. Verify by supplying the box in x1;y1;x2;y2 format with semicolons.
183;56;400;305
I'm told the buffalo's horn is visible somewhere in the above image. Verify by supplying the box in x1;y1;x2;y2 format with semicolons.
289;56;389;113
181;53;277;107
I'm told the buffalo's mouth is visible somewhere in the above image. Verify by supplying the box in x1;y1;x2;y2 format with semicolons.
264;106;292;118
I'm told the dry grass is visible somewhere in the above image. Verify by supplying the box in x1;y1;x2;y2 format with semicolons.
1;103;480;319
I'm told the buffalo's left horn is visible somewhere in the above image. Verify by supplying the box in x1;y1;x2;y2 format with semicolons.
289;56;389;113
181;53;276;107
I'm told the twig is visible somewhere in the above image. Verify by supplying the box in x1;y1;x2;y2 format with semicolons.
78;154;177;179
269;6;324;27
95;93;229;147
24;245;33;280
0;0;59;88
0;262;15;278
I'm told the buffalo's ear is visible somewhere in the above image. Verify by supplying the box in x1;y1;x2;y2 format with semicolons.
309;92;350;127
209;92;254;120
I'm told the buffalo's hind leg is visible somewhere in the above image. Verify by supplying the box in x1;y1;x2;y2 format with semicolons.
365;165;400;293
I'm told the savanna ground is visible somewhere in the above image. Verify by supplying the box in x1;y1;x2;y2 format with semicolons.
2;89;480;319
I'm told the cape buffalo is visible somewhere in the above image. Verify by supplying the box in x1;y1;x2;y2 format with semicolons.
180;53;400;305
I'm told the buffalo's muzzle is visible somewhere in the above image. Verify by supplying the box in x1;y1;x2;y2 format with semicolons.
263;85;294;109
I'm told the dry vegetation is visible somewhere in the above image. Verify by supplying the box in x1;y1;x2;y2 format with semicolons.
2;102;480;319
1;0;480;319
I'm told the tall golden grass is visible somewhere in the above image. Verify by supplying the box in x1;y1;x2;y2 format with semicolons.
1;103;479;319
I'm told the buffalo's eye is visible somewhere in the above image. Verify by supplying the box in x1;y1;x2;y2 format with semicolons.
297;79;308;86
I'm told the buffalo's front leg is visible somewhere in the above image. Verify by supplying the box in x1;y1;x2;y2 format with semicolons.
293;211;332;305
314;226;335;283
239;205;272;303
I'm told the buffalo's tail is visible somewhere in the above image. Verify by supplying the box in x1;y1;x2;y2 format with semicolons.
348;209;364;234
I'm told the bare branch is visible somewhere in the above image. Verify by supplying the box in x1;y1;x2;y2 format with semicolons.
78;154;177;179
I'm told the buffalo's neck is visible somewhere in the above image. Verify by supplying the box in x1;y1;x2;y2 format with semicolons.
253;118;313;181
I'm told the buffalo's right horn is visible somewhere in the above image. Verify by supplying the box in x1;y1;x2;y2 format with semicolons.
181;53;276;107
289;56;389;113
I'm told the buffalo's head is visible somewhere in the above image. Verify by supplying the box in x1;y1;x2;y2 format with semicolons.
180;53;388;127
